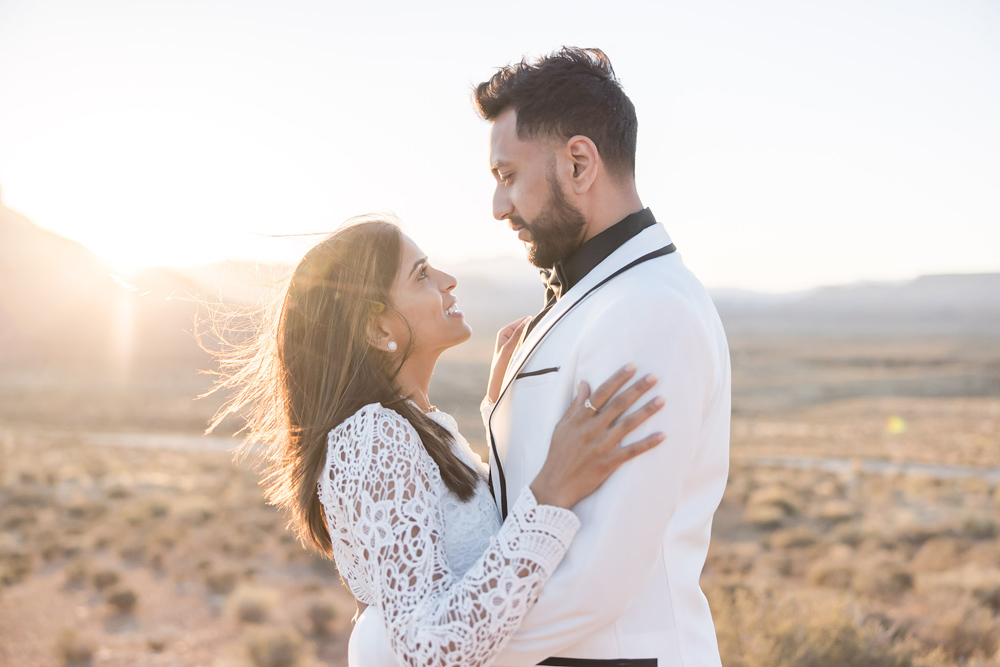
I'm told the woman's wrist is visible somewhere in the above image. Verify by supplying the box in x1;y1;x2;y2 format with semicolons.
529;476;573;510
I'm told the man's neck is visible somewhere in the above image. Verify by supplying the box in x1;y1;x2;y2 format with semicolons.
581;185;643;243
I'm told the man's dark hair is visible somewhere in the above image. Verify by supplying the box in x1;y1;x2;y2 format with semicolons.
474;47;638;179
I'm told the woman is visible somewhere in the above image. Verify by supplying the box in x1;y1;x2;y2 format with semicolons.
209;215;664;666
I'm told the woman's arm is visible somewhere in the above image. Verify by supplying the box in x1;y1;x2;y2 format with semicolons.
344;406;579;667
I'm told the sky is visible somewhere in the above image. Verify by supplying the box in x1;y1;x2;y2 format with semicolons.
1;0;998;292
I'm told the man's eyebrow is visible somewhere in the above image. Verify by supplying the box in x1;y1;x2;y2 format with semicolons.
408;257;428;278
490;160;509;173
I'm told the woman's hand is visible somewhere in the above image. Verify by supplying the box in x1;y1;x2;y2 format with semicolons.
530;365;665;509
487;316;531;403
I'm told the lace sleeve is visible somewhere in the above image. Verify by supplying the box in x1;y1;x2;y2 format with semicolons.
480;395;496;433
342;405;579;667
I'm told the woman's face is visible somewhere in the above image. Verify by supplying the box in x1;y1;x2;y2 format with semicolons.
387;235;472;355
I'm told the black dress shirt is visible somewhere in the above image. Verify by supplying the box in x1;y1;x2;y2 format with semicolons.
525;208;657;336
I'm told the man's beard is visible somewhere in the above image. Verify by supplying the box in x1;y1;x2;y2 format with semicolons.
513;171;587;269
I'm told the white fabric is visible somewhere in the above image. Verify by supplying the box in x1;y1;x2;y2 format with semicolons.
486;222;731;666
318;403;580;667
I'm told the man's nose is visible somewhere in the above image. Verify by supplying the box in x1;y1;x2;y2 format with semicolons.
492;185;512;221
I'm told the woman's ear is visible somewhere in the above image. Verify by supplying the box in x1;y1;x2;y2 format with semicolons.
566;135;600;194
366;306;397;352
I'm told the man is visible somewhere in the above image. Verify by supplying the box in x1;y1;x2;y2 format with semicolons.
476;48;731;666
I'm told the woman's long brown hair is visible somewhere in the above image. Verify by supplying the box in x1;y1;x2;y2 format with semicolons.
206;216;478;556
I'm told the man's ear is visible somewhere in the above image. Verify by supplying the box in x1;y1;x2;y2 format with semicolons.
566;135;600;194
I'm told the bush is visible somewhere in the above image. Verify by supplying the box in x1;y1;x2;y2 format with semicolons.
746;504;785;531
769;527;817;550
205;569;239;596
807;560;854;590
910;538;965;572
852;562;914;598
106;586;138;614
64;561;88;590
922;598;1000;662
307;599;337;635
709;587;913;667
231;587;276;624
748;485;801;516
247;629;301;667
91;569;120;591
55;629;93;667
817;500;855;523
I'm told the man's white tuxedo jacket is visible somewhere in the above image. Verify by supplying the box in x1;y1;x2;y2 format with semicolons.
486;223;730;667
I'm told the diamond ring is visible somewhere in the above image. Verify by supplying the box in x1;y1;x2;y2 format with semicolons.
584;398;598;413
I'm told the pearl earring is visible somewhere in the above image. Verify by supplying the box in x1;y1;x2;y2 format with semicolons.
387;341;397;351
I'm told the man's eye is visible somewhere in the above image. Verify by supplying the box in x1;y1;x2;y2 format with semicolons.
500;173;513;185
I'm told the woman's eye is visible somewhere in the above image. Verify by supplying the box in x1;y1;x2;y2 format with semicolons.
418;266;428;279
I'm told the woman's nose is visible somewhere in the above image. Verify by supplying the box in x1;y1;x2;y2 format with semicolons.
440;270;457;292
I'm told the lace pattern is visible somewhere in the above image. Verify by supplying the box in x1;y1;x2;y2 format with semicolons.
318;403;579;667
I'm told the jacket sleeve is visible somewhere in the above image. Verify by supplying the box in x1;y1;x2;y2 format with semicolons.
338;405;581;667
492;291;725;665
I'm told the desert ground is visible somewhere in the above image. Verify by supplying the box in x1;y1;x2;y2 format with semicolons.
1;333;998;666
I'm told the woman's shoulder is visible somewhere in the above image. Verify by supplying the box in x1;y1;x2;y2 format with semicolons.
327;402;420;454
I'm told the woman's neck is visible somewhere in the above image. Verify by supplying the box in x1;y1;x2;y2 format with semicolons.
395;351;438;413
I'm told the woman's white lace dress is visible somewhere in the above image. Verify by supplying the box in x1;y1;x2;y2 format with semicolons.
318;403;580;667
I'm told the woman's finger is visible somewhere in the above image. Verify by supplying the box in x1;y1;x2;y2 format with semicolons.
598;373;659;425
613;432;666;464
587;364;637;411
609;396;665;438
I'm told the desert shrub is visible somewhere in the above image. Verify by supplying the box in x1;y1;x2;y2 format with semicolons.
1;508;33;530
148;551;165;572
910;537;965;572
0;549;33;586
831;523;865;548
749;485;801;516
247;628;301;667
231;586;276;624
709;587;912;667
813;479;844;499
310;554;339;578
921;597;1000;662
146;636;167;653
973;583;1000;614
961;514;997;540
816;500;855;523
66;501;107;522
852;561;915;598
118;540;147;564
55;628;93;667
205;569;239;596
746;504;785;530
105;586;138;614
807;560;854;590
105;485;131;500
769;527;818;550
91;568;120;591
307;599;337;635
64;560;88;589
895;522;939;547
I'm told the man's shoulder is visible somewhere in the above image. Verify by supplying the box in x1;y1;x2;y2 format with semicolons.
586;256;715;317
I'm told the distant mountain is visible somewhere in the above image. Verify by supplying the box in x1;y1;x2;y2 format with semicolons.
713;273;1000;335
0;193;208;368
4;187;994;373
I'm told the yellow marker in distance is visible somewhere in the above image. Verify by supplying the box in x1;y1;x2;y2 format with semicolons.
886;416;907;434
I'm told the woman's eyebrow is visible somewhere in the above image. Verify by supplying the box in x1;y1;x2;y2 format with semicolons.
408;257;428;278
